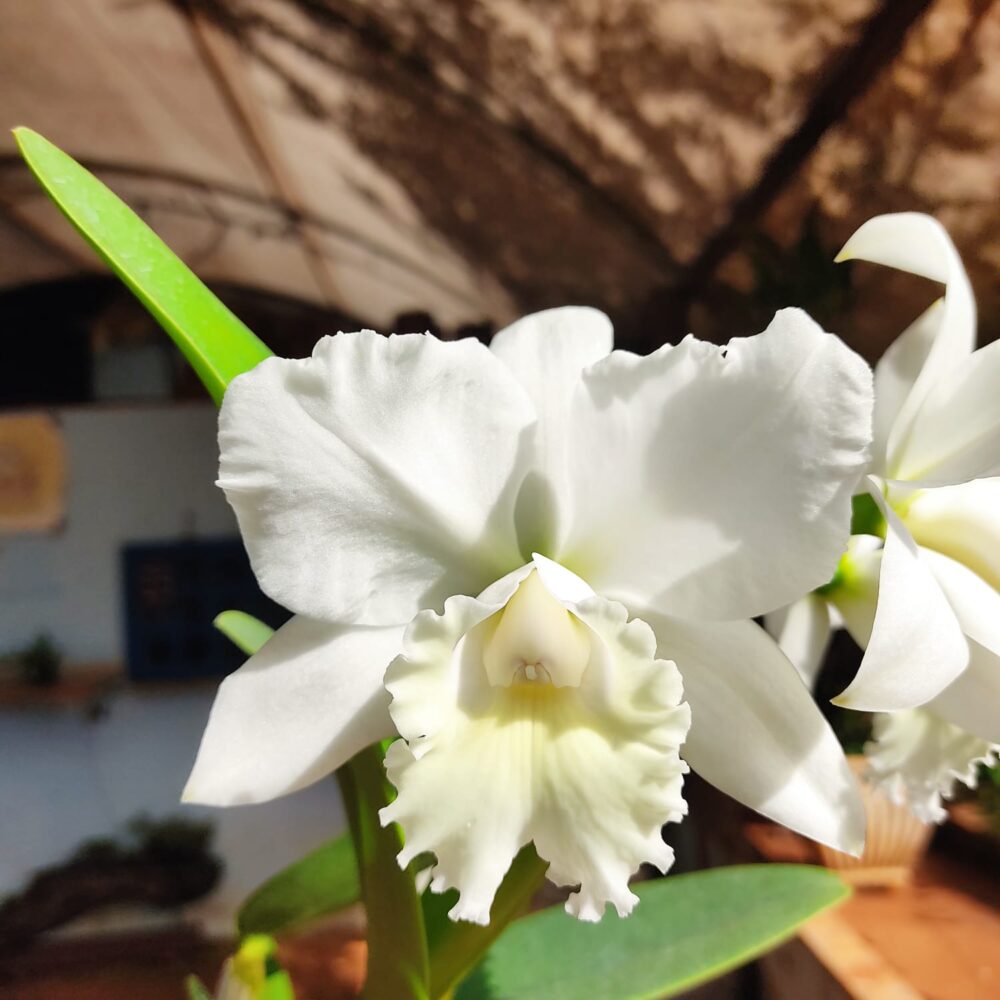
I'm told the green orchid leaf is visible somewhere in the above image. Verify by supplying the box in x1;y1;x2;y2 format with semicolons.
238;833;360;936
13;128;272;404
214;610;275;657
455;865;848;1000
338;747;430;1000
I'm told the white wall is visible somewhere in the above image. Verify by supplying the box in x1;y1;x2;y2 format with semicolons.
0;403;236;663
0;404;346;930
0;689;345;932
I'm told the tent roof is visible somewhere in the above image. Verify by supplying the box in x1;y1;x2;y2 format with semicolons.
2;0;998;350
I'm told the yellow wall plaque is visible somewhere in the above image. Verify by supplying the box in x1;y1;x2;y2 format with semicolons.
0;412;67;534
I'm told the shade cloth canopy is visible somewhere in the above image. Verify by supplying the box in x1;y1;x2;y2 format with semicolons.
1;0;997;348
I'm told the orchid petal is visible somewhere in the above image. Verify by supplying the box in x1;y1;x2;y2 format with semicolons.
764;596;832;689
218;332;535;626
930;640;1000;744
559;308;872;620
905;478;1000;592
918;549;1000;742
490;307;613;554
381;570;689;924
865;708;998;824
869;303;941;475
183;616;403;805
638;608;866;856
833;482;967;711
836;213;976;482
921;548;1000;659
896;342;1000;485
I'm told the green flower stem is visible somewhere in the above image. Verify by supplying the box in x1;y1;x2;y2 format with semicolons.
338;748;430;1000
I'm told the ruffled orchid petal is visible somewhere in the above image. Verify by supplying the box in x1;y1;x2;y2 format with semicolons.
836;213;977;484
833;481;967;711
218;332;535;626
490;307;613;554
380;565;690;924
764;595;832;689
904;479;1000;592
865;709;999;824
636;608;866;856
559;308;872;620
183;616;403;805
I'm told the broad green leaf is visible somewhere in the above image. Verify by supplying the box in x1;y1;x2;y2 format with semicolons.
455;865;848;1000
185;975;214;1000
338;747;430;1000
424;846;547;1000
13;128;272;405
238;833;360;936
214;610;275;657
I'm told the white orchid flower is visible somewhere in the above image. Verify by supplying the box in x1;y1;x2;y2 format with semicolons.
769;213;1000;821
184;306;871;923
830;215;1000;725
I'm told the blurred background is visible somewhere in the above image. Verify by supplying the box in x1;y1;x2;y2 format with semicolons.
0;1;998;998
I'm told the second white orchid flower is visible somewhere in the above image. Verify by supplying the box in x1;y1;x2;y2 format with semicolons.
771;213;1000;822
185;306;871;922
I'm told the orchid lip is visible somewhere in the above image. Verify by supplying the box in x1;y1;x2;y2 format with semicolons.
380;559;690;923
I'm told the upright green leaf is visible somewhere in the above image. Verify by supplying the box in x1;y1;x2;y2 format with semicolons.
214;610;276;657
13;128;272;404
238;833;360;936
339;748;430;1000
455;865;848;1000
14;128;448;1000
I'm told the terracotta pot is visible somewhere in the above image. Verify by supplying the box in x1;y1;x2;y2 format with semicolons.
817;755;933;887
